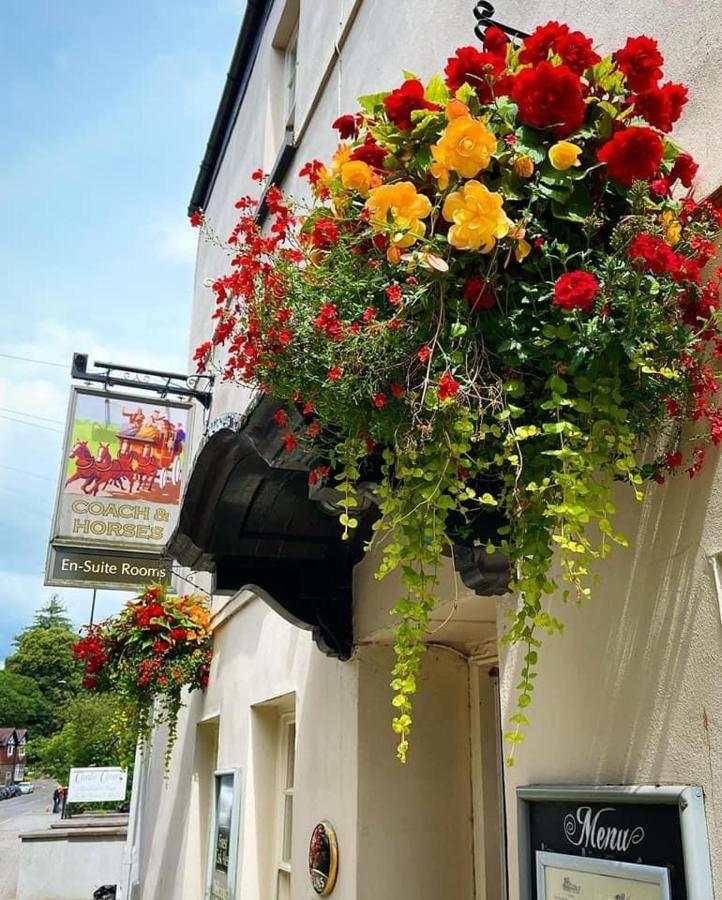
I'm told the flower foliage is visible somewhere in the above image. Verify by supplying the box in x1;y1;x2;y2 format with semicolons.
74;585;212;767
192;22;722;763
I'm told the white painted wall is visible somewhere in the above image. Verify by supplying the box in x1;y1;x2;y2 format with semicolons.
139;1;722;898
17;832;125;900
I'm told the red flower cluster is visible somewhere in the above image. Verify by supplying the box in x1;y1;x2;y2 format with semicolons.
519;21;600;74
597;126;664;186
615;35;664;92
438;371;460;401
444;46;510;102
383;79;439;131
553;271;600;313
512;62;586;137
628;233;704;285
463;275;496;310
634;82;688;133
350;136;387;168
332;114;361;140
314;303;344;341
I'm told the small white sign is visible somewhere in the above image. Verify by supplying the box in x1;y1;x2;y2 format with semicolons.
67;766;128;803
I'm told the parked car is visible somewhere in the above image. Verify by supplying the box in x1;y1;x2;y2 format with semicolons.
0;787;9;800
18;782;34;794
6;785;20;798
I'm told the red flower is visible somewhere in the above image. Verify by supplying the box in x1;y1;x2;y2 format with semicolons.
417;346;431;362
282;432;298;452
390;382;404;397
597;126;664;186
306;421;321;437
251;168;265;181
628;234;679;275
170;628;187;641
328;366;343;382
438;371;460;401
650;177;671;197
670;152;698;188
553;271;600;313
633;82;688;133
273;408;288;428
615;35;664;92
444;47;508;102
332;114;359;140
483;26;509;59
554;30;601;75
385;284;403;305
189;210;204;228
362;306;377;323
519;21;569;65
374;392;387;408
311;217;340;248
152;639;171;655
350;137;387;168
299;159;326;185
383;79;439;131
463;275;496;310
512;62;586;137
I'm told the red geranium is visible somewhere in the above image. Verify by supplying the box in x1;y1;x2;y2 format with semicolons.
628;234;679;275
438;371;460;401
170;628;187;642
512;62;586;137
519;21;568;65
615;35;664;92
463;275;496;310
597;126;664;186
553;271;600;312
444;46;509;102
383;79;439;131
670;152;698;188
350;136;387;168
633;82;688;133
311;217;340;248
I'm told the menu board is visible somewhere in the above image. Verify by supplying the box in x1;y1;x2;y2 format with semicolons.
210;773;236;900
538;852;671;900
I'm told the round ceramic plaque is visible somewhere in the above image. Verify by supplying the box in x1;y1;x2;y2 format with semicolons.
308;821;338;895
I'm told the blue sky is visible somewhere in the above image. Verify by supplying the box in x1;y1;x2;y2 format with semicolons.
0;1;245;658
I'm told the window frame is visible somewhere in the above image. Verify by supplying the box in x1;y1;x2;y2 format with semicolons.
205;767;243;900
274;711;296;894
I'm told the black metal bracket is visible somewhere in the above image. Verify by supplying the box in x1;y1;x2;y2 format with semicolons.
473;2;529;41
71;352;214;409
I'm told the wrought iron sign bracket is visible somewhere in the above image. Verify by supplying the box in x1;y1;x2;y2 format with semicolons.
71;352;214;409
473;2;529;41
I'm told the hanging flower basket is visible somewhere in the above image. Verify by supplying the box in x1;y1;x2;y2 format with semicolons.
74;585;213;767
192;21;721;762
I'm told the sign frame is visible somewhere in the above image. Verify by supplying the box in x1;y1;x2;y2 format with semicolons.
517;784;714;900
67;766;128;804
205;768;243;900
536;850;672;899
46;385;193;588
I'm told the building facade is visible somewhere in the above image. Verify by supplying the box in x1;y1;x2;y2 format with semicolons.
0;728;28;784
122;2;722;898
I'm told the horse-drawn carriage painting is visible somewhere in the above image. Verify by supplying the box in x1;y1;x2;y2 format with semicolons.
63;392;189;505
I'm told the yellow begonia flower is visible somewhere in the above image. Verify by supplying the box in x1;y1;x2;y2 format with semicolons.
548;141;582;171
442;180;511;252
365;181;432;249
341;160;373;197
661;211;681;246
514;238;532;262
445;99;470;120
431;116;497;188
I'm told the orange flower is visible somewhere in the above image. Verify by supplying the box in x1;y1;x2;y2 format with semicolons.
442;180;511;252
365;182;432;250
340;160;373;197
430;116;496;189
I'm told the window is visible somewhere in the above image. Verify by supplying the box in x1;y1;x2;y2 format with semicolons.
276;714;296;900
6;740;14;759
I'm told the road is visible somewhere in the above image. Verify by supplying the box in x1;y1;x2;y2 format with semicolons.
0;780;56;900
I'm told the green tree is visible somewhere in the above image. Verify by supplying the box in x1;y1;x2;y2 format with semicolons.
30;695;125;785
33;594;72;630
5;614;82;734
0;671;51;732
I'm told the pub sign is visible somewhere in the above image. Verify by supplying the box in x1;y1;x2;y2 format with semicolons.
517;785;714;899
45;387;191;590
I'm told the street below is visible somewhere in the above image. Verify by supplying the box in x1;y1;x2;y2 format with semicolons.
0;781;56;900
